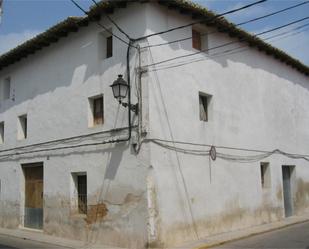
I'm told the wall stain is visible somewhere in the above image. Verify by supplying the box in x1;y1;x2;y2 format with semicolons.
276;187;283;201
158;198;283;248
294;179;309;213
85;203;108;225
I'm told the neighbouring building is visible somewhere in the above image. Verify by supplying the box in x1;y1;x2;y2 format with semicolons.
0;0;308;248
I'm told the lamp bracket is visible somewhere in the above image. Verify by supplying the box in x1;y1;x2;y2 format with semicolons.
120;102;139;114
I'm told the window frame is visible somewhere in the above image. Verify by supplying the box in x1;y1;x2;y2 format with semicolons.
199;93;212;122
71;172;87;215
17;114;28;140
260;162;271;189
88;95;104;127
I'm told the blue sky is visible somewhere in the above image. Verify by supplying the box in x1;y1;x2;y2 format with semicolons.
0;0;308;65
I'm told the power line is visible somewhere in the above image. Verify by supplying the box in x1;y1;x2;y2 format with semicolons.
142;1;309;49
136;0;267;41
144;16;309;68
69;0;134;47
90;0;132;40
149;22;309;71
145;139;309;162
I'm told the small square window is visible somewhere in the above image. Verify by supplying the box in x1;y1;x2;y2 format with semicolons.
89;95;104;127
0;122;4;144
260;162;271;188
192;28;208;52
199;93;211;122
18;114;27;140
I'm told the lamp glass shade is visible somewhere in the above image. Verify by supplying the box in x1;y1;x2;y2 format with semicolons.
110;75;128;101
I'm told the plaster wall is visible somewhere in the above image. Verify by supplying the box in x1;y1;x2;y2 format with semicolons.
143;2;309;247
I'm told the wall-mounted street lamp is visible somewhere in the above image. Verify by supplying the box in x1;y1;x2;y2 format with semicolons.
110;74;138;114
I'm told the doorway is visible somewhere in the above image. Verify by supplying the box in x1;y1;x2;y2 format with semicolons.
22;163;43;229
282;166;294;217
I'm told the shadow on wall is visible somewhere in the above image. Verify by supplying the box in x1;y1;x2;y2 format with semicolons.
0;28;126;114
104;142;127;180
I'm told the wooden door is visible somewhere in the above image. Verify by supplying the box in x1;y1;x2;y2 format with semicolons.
23;164;43;229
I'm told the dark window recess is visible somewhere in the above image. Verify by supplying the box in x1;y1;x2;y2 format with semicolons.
261;165;265;187
19;115;27;139
192;29;202;51
199;95;208;121
106;36;113;58
77;175;87;214
93;96;104;125
260;163;270;188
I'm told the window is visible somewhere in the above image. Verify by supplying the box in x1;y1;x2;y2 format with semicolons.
192;29;202;51
260;162;271;188
192;28;208;52
0;122;4;144
71;172;87;215
18;114;27;140
89;95;104;126
199;93;211;122
106;36;113;58
98;31;113;60
0;77;11;101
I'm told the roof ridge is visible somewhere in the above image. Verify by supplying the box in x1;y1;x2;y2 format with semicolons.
0;0;307;76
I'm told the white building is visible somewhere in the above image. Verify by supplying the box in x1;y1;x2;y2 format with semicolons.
0;0;308;248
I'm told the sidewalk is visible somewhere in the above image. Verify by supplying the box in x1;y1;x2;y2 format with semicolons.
0;226;123;249
0;214;308;249
178;213;309;249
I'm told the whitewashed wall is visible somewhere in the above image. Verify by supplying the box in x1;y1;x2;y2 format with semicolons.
143;2;309;247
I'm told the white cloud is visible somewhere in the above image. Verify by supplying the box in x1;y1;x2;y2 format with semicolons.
0;30;41;55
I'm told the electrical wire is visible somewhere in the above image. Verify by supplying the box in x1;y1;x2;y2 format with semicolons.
148;22;309;72
90;0;132;40
144;16;309;68
145;139;309;162
142;1;309;49
136;0;267;41
69;0;134;47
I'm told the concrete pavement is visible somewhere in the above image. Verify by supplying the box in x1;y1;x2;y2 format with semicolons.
214;221;309;248
0;234;70;249
0;213;309;249
181;213;309;249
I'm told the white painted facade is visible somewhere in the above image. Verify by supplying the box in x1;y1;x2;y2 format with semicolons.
0;2;308;248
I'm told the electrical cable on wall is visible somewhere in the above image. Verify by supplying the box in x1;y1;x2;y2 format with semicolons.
69;0;135;48
147;22;309;72
142;1;309;49
136;0;267;41
144;16;309;68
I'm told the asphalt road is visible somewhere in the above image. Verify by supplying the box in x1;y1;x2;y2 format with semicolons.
214;221;309;249
0;234;70;249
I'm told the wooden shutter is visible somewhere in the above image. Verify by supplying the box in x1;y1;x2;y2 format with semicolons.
93;97;104;125
106;36;113;58
192;29;202;50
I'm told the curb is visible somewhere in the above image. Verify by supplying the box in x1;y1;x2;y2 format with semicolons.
194;218;309;249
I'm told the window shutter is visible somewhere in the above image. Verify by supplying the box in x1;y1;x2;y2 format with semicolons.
192;30;202;51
